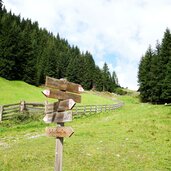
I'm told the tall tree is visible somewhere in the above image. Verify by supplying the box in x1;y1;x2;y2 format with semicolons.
0;12;22;80
0;2;122;94
93;66;103;91
138;28;171;103
111;71;119;86
102;63;111;91
0;0;3;11
158;28;171;103
81;51;95;89
138;46;153;102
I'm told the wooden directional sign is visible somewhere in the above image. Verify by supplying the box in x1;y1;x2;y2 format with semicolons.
45;99;76;114
42;76;84;171
45;127;74;138
43;110;72;123
46;76;84;94
42;89;81;103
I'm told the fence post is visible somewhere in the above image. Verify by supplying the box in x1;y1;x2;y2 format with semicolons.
20;101;26;112
76;106;78;115
84;106;86;114
44;100;48;114
0;105;3;122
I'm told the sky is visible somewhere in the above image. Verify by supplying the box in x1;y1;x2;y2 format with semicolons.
4;0;171;90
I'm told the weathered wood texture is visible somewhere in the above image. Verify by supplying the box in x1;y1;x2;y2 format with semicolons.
55;122;64;171
0;102;124;121
0;105;3;122
43;111;73;123
45;99;75;114
0;102;45;121
72;103;124;115
45;126;74;138
42;89;81;103
46;76;84;94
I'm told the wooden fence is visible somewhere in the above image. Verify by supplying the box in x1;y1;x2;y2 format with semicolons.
0;101;124;122
72;103;124;115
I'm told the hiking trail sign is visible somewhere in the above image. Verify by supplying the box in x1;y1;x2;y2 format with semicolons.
42;76;84;171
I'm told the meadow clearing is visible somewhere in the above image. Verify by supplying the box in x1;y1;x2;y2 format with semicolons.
0;78;170;171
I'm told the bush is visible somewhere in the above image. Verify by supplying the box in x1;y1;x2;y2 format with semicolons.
115;88;127;95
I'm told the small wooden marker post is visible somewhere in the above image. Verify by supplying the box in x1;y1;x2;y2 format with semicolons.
42;76;84;171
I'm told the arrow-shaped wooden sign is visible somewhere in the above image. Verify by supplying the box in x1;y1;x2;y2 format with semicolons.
42;89;81;103
43;111;72;123
45;99;76;114
45;126;74;138
46;76;84;94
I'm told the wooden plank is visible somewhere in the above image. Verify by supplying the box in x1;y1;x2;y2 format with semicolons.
27;107;44;111
45;76;84;94
45;99;76;114
42;89;81;103
54;122;64;171
3;103;20;107
43;111;72;123
3;110;19;115
0;105;3;122
3;107;19;112
25;102;44;106
45;126;74;138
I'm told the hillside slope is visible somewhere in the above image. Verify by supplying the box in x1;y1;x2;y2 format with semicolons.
0;77;114;105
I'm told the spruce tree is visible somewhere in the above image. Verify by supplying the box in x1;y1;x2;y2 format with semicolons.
158;28;171;103
81;51;95;89
138;28;171;103
138;46;153;102
0;0;3;11
102;63;111;91
0;12;22;80
93;66;103;91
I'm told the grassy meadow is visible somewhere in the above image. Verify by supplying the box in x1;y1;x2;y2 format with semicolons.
0;78;171;171
0;77;114;105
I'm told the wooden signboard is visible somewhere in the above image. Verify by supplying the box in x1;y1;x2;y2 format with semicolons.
46;76;84;94
42;76;84;171
45;127;74;138
43;111;72;123
45;99;76;113
42;89;81;103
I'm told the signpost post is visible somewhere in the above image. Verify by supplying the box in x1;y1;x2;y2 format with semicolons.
42;76;84;171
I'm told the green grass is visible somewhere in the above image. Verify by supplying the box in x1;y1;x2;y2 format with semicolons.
0;77;46;105
0;77;170;170
0;77;114;105
0;94;170;171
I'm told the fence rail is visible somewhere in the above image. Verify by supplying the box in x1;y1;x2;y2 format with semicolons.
72;103;124;115
0;101;124;122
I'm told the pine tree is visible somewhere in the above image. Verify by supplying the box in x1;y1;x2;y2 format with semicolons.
93;66;103;91
138;46;154;102
0;12;22;80
102;63;111;91
66;54;84;84
138;28;171;103
81;51;95;89
0;2;123;94
158;28;171;103
148;42;161;103
34;28;49;85
0;0;3;11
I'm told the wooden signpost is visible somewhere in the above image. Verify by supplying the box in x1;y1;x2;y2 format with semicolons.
43;111;73;123
45;127;74;138
42;89;81;103
42;76;84;171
